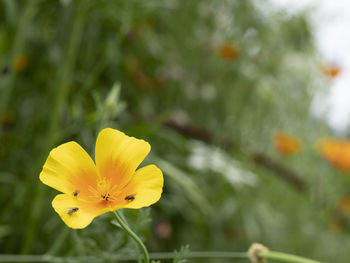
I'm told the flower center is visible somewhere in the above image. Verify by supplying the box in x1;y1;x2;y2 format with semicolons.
88;177;120;202
87;178;136;204
101;193;111;201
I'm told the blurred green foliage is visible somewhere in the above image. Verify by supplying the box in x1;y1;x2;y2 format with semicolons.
0;0;349;262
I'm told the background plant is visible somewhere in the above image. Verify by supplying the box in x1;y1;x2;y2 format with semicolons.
0;0;349;262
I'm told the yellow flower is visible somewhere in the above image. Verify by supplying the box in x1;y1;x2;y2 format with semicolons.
274;132;301;156
320;138;350;172
40;128;164;229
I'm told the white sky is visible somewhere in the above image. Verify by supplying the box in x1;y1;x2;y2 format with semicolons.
267;0;350;133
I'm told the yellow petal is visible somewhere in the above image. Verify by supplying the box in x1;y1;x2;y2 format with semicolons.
39;142;98;197
95;128;151;190
52;194;109;229
114;165;164;210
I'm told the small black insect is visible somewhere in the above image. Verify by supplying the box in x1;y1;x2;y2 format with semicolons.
67;207;79;215
125;194;135;201
73;190;80;197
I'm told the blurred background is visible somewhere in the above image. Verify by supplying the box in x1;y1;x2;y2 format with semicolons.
1;0;350;262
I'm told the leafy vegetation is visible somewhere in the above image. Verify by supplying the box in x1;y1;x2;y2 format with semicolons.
0;0;348;262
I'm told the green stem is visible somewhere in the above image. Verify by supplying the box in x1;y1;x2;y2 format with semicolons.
21;2;86;254
47;3;86;145
150;251;247;260
0;251;247;262
44;228;69;256
0;251;325;262
259;250;323;263
0;0;40;135
0;255;96;263
112;210;150;263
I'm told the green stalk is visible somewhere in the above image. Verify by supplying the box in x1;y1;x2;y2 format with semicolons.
150;251;248;260
21;2;86;253
0;0;40;135
112;210;150;263
44;228;69;256
0;251;324;262
259;250;323;263
0;252;247;262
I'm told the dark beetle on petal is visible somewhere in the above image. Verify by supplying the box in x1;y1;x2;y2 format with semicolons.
125;194;135;201
67;207;79;214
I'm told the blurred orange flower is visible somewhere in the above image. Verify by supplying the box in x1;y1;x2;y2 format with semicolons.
218;44;239;60
321;64;341;79
274;132;301;156
320;139;350;172
12;54;28;73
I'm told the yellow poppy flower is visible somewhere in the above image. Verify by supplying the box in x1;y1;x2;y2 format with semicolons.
40;128;164;229
274;132;301;156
